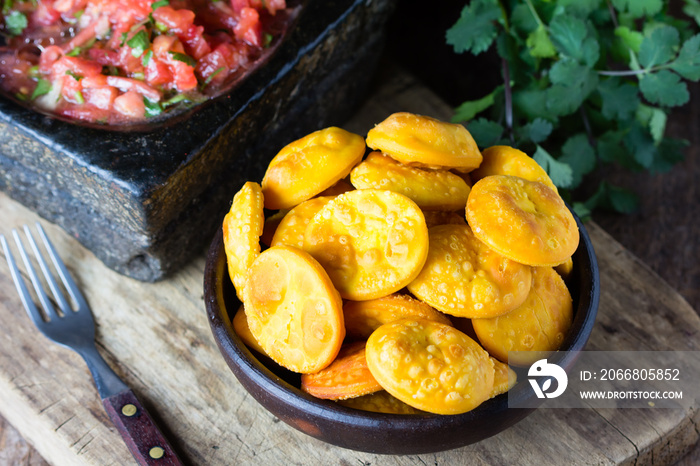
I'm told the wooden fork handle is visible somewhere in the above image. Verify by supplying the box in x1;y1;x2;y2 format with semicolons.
103;389;184;465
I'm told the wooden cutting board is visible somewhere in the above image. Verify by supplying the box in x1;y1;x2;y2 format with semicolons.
0;68;698;466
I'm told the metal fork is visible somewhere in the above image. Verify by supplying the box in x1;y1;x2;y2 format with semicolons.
1;223;183;466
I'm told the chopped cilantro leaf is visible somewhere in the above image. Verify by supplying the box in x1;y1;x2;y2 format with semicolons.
168;51;196;67
31;79;52;100
142;49;153;67
203;67;225;86
144;98;162;117
127;30;150;58
5;10;27;36
66;47;82;57
446;0;501;56
152;0;169;9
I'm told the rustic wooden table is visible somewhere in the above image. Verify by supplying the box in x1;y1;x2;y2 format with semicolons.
1;67;699;465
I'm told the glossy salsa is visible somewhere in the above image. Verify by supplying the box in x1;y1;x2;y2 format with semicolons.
0;0;289;124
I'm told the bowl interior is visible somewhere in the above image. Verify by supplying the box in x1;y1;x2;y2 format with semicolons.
203;209;600;454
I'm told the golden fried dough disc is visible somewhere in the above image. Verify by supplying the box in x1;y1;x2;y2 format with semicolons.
422;210;467;228
337;390;424;414
350;151;471;211
343;293;452;341
554;256;574;281
490;357;517;398
244;245;345;373
407;224;532;318
366;112;482;170
303;189;429;300
366;318;495;415
472;267;573;366
222;181;265;301
466;175;579;266
232;305;267;356
261;127;365;210
471;145;558;192
271;196;334;249
301;341;382;400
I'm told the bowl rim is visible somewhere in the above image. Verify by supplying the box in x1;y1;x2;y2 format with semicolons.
203;207;600;448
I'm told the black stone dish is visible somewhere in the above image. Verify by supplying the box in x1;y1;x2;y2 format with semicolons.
203;210;600;455
0;0;397;281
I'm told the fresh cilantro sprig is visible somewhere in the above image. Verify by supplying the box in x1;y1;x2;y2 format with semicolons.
447;0;699;218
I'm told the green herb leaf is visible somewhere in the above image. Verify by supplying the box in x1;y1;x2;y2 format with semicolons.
684;0;700;27
611;0;663;19
203;67;225;86
548;14;599;66
624;122;656;168
597;78;639;120
127;30;150;58
650;137;688;173
533;145;573;189
559;134;597;189
31;79;52;100
451;86;501;123
168;51;196;67
5;10;27;36
546;60;598;117
669;34;700;81
597;130;629;164
152;0;169;9
639;70;689;107
614;26;644;53
446;0;501;55
66;47;82;57
636;104;668;143
143;98;162;117
466;118;505;148
516;118;553;144
65;70;83;81
526;25;556;58
638;26;679;69
142;49;153;67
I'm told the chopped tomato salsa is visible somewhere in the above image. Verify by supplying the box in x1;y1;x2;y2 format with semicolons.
0;0;288;125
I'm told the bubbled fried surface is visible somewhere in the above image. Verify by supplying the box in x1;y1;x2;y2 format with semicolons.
471;145;558;192
262;127;365;210
244;246;345;374
407;224;532;318
466;175;579;266
365;318;495;415
366;112;482;170
300;341;382;400
271;196;335;249
222;182;265;301
350;151;470;211
343;293;452;341
472;266;573;367
302;189;429;301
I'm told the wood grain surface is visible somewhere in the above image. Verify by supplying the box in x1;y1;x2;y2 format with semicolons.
0;68;699;465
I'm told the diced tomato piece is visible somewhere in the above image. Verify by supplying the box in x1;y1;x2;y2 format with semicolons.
113;90;146;119
60;75;84;104
88;47;120;67
61;105;112;123
152;6;196;35
39;46;63;73
234;7;262;47
118;45;144;75
145;57;173;86
181;24;211;60
152;35;185;55
81;75;110;88
83;86;118;110
167;59;198;92
106;76;161;101
51;56;103;79
231;0;249;13
34;1;61;26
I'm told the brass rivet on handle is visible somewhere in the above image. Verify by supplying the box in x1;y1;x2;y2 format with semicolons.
149;447;165;459
121;404;137;417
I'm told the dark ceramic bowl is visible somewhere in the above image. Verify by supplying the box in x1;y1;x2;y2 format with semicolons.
203;210;600;455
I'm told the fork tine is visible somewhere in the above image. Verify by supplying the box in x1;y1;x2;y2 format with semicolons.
34;223;89;312
23;224;74;315
1;232;54;324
